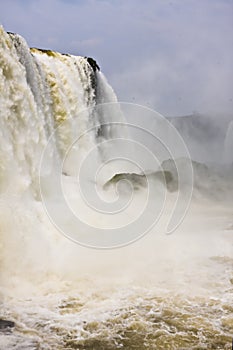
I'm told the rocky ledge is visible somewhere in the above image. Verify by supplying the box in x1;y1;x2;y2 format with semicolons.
0;319;15;330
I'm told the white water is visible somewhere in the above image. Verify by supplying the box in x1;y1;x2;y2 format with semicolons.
0;26;233;349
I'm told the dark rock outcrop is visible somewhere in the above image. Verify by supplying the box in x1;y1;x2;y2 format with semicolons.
104;170;175;192
0;319;15;330
85;57;100;72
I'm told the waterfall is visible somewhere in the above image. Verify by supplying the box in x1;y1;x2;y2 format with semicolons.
0;26;130;284
0;26;125;198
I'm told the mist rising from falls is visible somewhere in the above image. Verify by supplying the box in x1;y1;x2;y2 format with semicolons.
225;120;233;163
0;22;232;267
169;113;233;164
0;24;232;274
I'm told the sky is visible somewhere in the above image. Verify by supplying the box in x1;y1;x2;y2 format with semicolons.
1;0;233;116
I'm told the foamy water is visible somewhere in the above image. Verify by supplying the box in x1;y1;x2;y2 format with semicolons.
0;196;233;349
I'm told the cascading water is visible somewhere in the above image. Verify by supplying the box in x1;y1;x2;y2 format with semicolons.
0;24;131;298
0;26;233;349
0;26;130;193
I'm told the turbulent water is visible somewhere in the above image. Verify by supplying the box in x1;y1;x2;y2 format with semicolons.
0;26;233;349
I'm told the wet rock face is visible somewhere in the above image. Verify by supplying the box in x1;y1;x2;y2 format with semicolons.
0;319;15;330
84;57;100;97
85;57;100;72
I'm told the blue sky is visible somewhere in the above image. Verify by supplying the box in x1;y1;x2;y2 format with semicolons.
1;0;233;116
